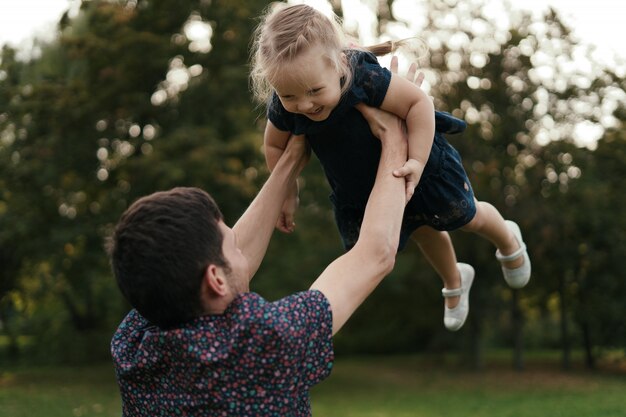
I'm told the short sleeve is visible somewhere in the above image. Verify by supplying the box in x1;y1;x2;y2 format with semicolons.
239;290;334;389
272;290;333;388
349;50;392;108
267;93;295;132
267;92;317;135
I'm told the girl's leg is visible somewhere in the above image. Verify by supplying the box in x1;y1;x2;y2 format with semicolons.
411;226;461;308
460;201;523;270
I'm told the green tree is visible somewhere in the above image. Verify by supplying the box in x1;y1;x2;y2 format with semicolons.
357;0;626;367
1;0;624;366
0;0;269;362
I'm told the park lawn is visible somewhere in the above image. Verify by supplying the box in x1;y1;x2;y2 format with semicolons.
0;364;121;417
1;354;625;417
311;354;626;417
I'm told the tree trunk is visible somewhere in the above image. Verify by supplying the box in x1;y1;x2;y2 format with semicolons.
469;313;484;371
61;290;96;331
0;304;20;360
558;274;571;370
511;289;524;371
581;320;596;370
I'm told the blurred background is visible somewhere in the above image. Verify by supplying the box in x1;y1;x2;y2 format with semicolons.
1;0;625;416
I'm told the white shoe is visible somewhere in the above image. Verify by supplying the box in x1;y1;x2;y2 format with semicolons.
495;220;531;289
442;263;475;331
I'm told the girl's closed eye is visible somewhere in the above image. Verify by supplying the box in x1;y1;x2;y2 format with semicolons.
308;87;323;95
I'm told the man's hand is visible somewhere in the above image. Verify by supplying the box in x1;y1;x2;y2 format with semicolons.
357;56;425;139
389;55;424;86
354;102;406;141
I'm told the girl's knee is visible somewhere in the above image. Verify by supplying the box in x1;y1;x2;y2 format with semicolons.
460;210;480;232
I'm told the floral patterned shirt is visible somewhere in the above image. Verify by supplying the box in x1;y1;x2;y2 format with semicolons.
111;290;334;417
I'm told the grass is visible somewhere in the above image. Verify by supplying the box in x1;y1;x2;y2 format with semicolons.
0;364;121;417
1;353;625;417
311;354;626;417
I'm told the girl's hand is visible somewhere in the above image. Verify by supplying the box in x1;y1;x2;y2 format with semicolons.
357;56;426;203
393;158;425;201
276;194;299;233
277;135;308;233
389;56;426;202
276;177;300;233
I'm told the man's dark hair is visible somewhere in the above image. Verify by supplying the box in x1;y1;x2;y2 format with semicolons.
107;187;229;328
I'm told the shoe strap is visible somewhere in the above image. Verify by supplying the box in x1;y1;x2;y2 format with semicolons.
495;242;526;263
442;287;463;297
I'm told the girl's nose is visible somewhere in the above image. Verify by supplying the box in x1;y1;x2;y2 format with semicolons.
297;100;314;112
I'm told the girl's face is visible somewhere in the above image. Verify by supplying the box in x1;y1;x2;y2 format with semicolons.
272;44;343;122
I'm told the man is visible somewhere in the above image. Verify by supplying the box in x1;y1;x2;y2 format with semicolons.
108;64;415;417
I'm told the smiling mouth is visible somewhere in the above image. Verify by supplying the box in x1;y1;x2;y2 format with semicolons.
307;107;323;116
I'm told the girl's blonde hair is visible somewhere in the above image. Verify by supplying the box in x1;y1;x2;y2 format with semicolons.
249;3;410;104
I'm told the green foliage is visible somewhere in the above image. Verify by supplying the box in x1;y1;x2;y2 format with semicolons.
0;0;625;365
375;0;626;365
0;0;270;362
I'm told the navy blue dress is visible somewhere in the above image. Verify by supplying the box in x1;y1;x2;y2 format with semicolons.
268;50;476;250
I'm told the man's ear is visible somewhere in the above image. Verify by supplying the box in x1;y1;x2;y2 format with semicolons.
203;264;228;297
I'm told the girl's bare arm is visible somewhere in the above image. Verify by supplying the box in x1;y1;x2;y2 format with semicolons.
379;74;435;199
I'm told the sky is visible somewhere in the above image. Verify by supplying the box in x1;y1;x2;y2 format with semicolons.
0;0;78;46
519;0;625;63
0;0;624;62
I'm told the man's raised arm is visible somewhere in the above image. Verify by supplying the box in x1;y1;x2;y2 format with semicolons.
310;105;408;334
233;135;309;280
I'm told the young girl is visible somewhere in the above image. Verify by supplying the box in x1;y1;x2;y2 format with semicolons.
250;3;531;331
